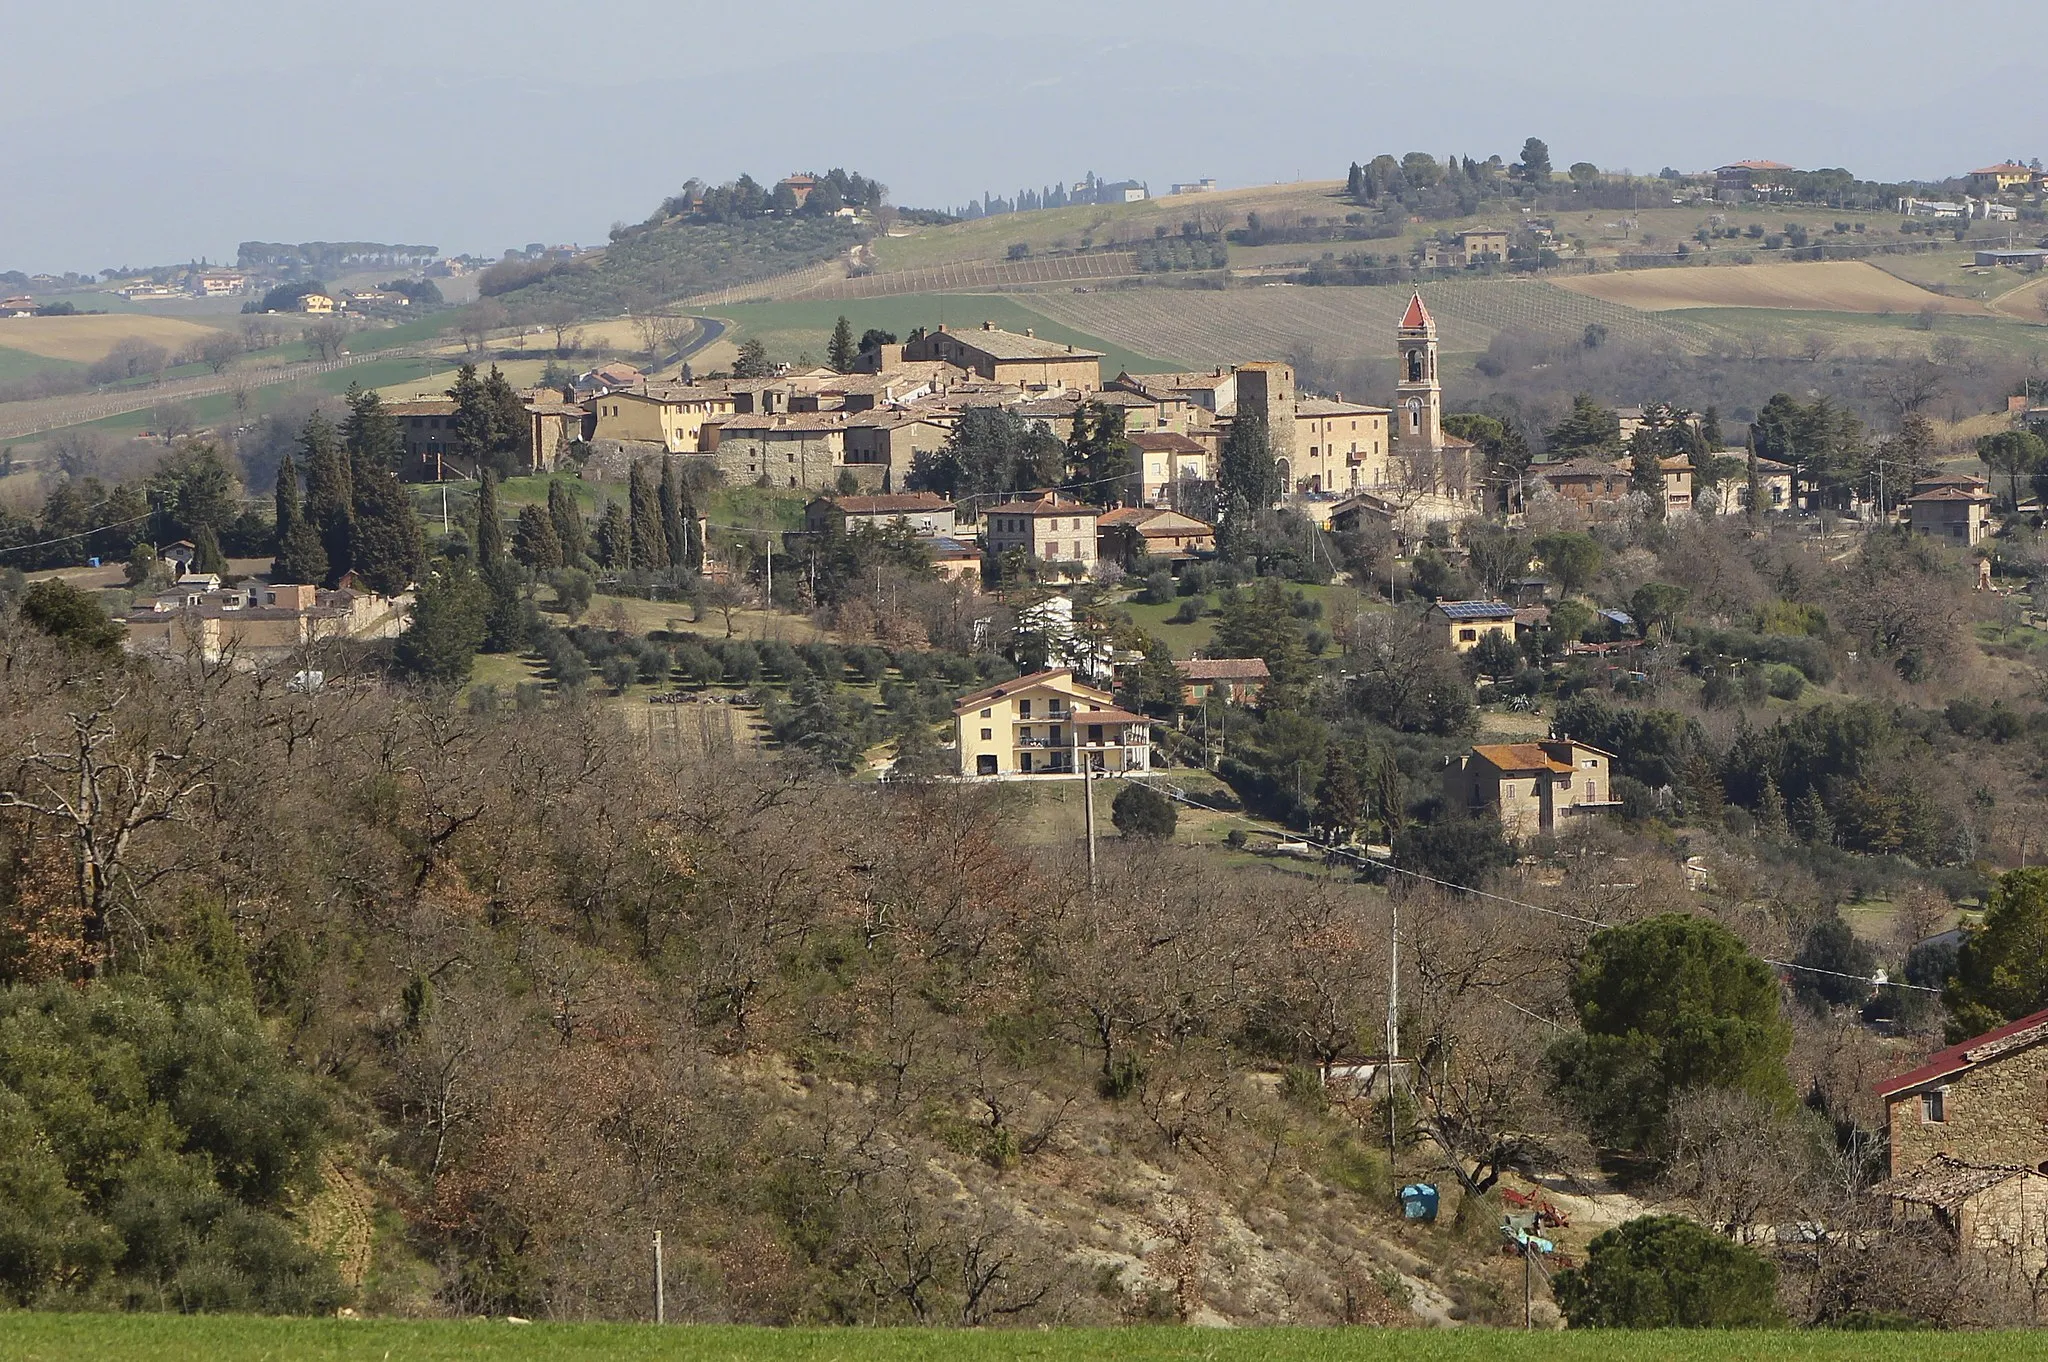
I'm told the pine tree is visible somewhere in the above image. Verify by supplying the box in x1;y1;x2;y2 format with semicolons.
1756;774;1790;841
271;449;329;586
482;365;530;477
191;524;228;575
827;315;857;374
446;363;492;476
628;460;669;569
341;382;403;476
391;564;486;687
300;412;355;587
1793;788;1835;846
513;504;563;571
350;466;426;595
659;455;691;571
547;479;587;564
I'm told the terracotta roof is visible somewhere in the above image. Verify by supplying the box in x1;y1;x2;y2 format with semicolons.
1719;160;1793;172
1176;658;1270;681
1098;507;1212;533
1973;163;2037;176
1128;432;1207;453
1874;1154;2043;1210
1297;397;1391;418
1470;743;1573;775
387;399;457;417
1876;1006;2048;1097
952;667;1110;714
1075;707;1147;725
1400;292;1434;330
988;492;1102;518
712;413;852;433
933;325;1103;362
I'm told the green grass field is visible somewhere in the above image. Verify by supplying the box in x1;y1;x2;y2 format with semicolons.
0;1317;2031;1362
704;295;1172;377
0;345;80;385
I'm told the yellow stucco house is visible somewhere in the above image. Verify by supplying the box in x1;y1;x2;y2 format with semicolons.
1429;600;1517;652
590;383;735;454
953;668;1151;778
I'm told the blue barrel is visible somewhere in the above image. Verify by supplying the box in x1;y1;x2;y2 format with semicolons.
1400;1183;1439;1221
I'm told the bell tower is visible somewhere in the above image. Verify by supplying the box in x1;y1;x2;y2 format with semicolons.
1394;290;1441;453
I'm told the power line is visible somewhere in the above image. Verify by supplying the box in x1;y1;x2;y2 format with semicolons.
0;508;157;559
1145;783;1939;993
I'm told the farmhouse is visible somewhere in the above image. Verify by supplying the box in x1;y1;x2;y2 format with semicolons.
1968;163;2040;196
1175;658;1269;708
1096;506;1215;566
1429;600;1516;652
804;492;956;538
1442;739;1618;838
901;322;1103;393
1906;479;1992;546
297;293;336;315
1715;160;1794;198
953;668;1150;778
982;491;1100;569
125;582;411;664
1877;1006;2048;1180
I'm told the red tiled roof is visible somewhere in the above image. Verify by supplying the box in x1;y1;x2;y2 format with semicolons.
1127;432;1207;453
816;493;953;515
1400;292;1433;330
1176;658;1270;681
951;668;1111;714
1470;743;1573;774
1875;1006;2048;1098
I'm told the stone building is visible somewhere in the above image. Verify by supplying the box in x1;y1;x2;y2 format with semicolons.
900;323;1103;393
982;491;1101;569
1233;362;1297;488
1442;739;1618;838
1877;1007;2048;1178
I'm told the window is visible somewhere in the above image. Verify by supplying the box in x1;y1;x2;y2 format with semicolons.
980;728;992;741
1459;628;1477;642
1019;699;1032;718
1922;1090;1946;1123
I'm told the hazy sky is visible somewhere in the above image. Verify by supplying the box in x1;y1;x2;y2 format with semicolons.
5;0;2042;273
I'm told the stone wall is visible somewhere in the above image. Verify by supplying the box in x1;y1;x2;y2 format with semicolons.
1889;1042;2048;1175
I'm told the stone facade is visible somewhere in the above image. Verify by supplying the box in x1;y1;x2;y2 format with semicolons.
1883;1020;2048;1176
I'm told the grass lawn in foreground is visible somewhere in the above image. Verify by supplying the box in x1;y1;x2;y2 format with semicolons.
0;1317;2026;1362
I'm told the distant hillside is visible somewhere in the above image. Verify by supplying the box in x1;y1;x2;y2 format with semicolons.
490;215;862;320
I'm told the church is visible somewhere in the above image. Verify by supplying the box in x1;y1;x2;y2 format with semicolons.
1237;291;1483;517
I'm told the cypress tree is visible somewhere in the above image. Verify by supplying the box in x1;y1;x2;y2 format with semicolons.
472;469;523;652
1756;774;1790;841
272;448;328;585
628;460;669;569
190;524;228;575
300;411;355;587
513;504;563;571
548;480;587;564
473;466;506;569
351;467;426;595
1314;748;1365;843
659;454;692;572
595;501;631;571
446;363;491;476
272;449;300;552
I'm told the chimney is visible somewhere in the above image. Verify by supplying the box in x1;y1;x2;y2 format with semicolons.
1024;327;1034;337
982;320;993;330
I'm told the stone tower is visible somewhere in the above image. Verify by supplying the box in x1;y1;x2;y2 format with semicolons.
1233;361;1297;496
1394;291;1442;455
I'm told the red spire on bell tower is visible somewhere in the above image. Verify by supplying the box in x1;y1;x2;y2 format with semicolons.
1400;290;1434;331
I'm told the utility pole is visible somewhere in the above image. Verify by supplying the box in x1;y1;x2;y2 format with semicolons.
764;532;772;602
653;1230;665;1324
1523;1239;1532;1329
440;483;449;535
1387;898;1400;1196
1074;724;1097;893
